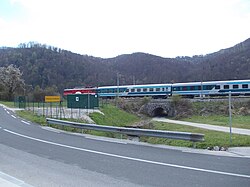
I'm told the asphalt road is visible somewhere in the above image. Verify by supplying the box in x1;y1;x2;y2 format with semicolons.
0;105;250;187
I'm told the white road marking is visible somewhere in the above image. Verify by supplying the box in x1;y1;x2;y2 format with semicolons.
85;136;127;144
21;120;31;125
6;111;10;114
3;129;250;179
41;126;60;133
0;171;32;187
11;115;16;119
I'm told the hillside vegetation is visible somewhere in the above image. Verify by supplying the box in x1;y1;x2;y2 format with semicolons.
0;38;250;96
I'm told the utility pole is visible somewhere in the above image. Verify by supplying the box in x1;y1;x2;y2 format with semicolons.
117;72;120;99
229;91;232;144
116;73;120;107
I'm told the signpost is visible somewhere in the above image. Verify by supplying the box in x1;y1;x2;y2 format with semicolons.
14;96;26;108
45;96;61;118
45;96;61;102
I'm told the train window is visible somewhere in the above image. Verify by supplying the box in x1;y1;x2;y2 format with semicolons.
119;88;125;92
149;88;153;92
156;88;160;91
182;86;187;91
207;85;214;90
215;85;220;89
126;89;129;92
137;88;141;92
173;87;180;91
242;84;248;88
190;86;195;90
224;85;229;89
131;89;135;92
143;88;147;92
233;85;239;89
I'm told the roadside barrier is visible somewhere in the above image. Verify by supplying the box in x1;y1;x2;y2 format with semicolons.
46;118;204;143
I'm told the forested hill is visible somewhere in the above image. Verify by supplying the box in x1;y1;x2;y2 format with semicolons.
0;38;249;92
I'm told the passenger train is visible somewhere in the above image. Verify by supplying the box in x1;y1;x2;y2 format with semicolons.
63;79;250;98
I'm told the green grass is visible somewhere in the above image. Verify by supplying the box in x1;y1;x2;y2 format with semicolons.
0;100;67;108
13;103;250;149
87;104;141;138
141;122;250;149
16;110;47;125
25;102;66;108
0;101;15;108
181;115;250;129
90;104;140;127
15;104;140;139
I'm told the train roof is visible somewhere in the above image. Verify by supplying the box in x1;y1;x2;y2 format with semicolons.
172;79;250;86
98;83;172;89
64;87;97;91
127;84;172;88
64;79;250;90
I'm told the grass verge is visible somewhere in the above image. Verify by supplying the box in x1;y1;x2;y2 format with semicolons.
89;104;140;127
16;110;47;125
0;101;15;108
141;121;250;149
16;104;140;139
13;104;250;149
181;115;250;129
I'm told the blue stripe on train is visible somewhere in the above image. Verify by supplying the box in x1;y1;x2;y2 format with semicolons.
218;89;250;93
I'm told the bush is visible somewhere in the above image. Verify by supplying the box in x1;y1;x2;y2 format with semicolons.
170;95;192;119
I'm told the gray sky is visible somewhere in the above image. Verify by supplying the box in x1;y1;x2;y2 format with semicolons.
1;0;250;58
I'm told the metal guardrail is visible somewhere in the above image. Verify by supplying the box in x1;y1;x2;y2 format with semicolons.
46;118;204;142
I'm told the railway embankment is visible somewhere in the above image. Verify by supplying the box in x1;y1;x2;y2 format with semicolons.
114;97;250;118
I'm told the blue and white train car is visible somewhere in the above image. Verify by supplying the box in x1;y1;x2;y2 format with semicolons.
125;84;172;98
172;80;250;97
98;84;172;98
213;80;250;95
98;85;129;98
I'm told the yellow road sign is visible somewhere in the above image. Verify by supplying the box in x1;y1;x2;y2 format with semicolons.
45;96;61;102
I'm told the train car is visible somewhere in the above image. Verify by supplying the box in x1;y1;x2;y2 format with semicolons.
63;79;250;98
63;87;97;96
212;80;250;96
97;84;172;98
97;85;129;98
125;84;172;98
172;80;250;97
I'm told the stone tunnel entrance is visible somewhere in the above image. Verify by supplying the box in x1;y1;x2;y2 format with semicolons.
152;107;168;117
139;101;172;117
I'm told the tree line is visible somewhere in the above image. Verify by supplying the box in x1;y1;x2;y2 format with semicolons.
0;64;59;101
0;38;249;101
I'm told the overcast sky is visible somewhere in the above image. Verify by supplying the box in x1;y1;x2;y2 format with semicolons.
0;0;250;58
